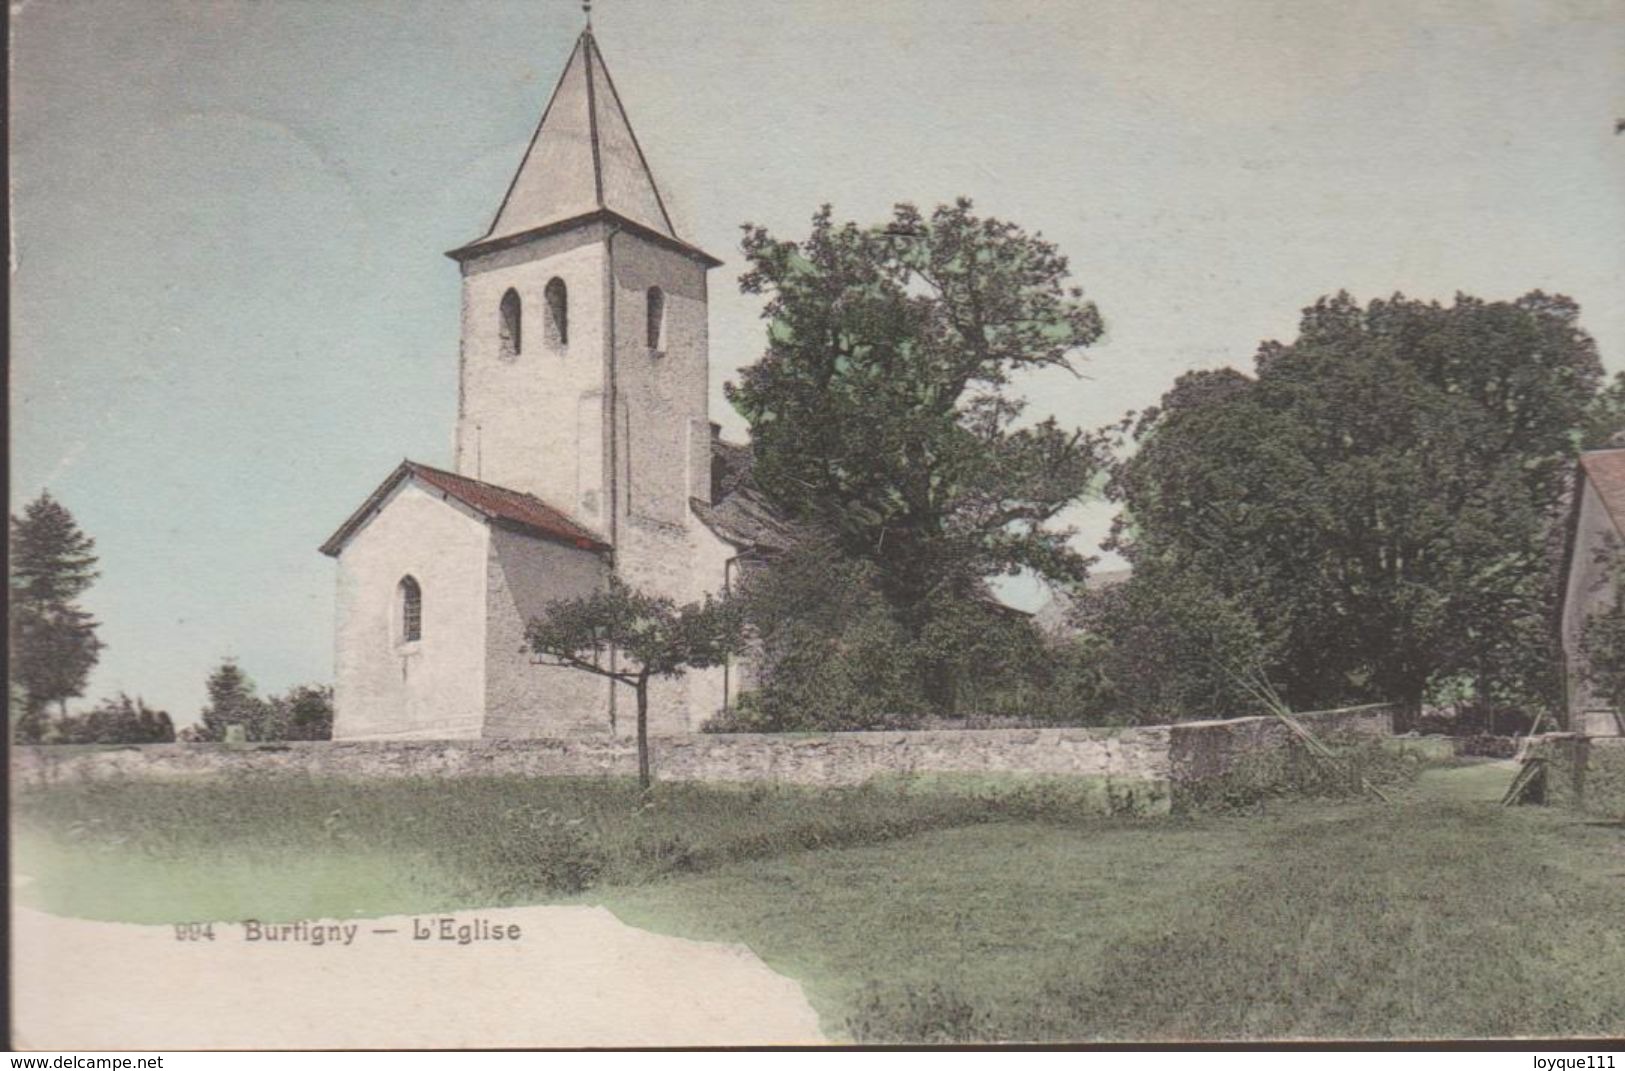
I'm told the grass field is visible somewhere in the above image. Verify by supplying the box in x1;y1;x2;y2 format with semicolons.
13;759;1625;1043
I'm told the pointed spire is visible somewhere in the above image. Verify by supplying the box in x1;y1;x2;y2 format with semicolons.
450;26;717;265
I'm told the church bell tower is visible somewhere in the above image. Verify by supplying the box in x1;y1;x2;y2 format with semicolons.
446;25;721;545
322;15;743;742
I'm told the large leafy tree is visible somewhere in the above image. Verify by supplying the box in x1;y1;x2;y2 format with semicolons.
526;579;742;788
9;491;104;739
728;200;1106;629
1107;291;1605;725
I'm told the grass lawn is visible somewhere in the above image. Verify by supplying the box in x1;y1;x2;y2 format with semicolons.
11;775;1101;922
14;760;1625;1043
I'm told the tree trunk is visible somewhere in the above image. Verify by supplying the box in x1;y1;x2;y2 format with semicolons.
635;672;651;790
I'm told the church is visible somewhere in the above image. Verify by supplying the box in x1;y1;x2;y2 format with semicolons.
320;26;785;740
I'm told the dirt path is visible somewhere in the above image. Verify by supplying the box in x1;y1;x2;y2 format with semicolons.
10;902;825;1049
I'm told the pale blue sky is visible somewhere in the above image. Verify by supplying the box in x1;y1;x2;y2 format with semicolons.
11;0;1624;723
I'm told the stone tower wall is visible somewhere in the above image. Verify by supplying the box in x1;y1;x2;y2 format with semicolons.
455;224;611;532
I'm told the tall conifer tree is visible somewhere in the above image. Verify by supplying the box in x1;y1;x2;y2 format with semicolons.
9;492;104;740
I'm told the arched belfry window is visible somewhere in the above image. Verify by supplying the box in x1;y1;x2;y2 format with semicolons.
646;286;666;353
544;277;568;349
499;289;522;360
398;575;422;644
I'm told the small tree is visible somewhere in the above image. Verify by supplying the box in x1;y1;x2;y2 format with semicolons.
197;659;268;742
9;491;104;739
263;684;335;741
191;661;332;742
525;578;742;788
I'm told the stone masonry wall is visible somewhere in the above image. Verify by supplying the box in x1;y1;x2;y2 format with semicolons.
13;707;1391;812
1167;704;1392;785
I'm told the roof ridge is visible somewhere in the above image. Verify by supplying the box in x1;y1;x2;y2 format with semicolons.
583;31;677;237
479;32;587;243
581;28;606;210
407;459;543;497
323;460;609;557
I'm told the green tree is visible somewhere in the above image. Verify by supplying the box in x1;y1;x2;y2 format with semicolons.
526;579;742;787
191;662;331;742
1580;370;1625;449
725;540;930;731
1107;291;1605;726
9;491;104;740
727;538;1088;731
53;694;175;744
1069;559;1278;724
197;659;268;742
262;684;334;742
727;199;1106;707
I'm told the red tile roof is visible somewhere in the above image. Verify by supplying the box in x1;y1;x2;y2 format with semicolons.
1581;449;1625;537
320;461;609;557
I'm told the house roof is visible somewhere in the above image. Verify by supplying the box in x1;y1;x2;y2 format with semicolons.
689;439;798;553
1580;449;1625;537
320;461;610;558
447;29;719;267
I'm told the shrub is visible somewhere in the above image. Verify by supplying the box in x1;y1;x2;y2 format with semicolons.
725;543;933;730
48;694;174;744
722;538;1126;732
1067;563;1282;725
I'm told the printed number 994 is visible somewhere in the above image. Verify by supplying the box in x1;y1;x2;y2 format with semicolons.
173;923;216;941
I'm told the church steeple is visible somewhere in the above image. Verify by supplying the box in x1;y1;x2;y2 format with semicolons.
447;19;718;539
449;28;716;266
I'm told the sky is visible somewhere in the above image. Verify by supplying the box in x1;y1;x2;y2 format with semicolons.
10;0;1625;724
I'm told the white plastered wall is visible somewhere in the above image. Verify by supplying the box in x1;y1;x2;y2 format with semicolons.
483;527;617;737
332;482;490;740
456;225;610;531
608;233;710;535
